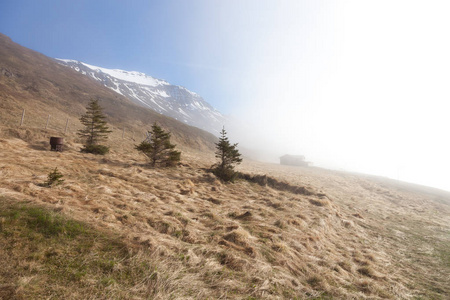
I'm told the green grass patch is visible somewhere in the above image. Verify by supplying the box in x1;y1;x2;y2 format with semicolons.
0;198;155;299
24;207;86;237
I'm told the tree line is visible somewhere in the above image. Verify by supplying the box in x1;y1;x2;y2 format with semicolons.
77;98;242;182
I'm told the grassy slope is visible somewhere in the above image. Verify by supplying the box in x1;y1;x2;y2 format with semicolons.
0;198;157;299
240;160;450;299
0;132;448;299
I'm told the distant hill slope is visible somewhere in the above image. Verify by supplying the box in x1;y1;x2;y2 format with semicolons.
0;33;216;150
56;59;226;134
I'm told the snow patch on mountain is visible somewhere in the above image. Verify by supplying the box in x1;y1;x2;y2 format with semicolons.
55;59;225;133
57;59;168;87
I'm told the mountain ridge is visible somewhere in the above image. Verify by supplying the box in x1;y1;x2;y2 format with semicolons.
56;59;226;134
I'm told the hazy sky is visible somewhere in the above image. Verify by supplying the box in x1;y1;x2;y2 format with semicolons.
1;0;450;191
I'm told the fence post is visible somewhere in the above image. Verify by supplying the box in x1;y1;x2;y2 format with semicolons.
45;114;50;130
20;109;25;127
64;118;69;135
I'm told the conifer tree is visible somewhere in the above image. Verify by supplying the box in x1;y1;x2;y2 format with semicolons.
213;127;242;182
78;98;112;154
136;123;181;167
43;167;65;187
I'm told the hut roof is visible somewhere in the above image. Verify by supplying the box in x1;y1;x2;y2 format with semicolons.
280;154;305;160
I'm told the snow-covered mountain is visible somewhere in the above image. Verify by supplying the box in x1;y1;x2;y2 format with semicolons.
55;59;225;133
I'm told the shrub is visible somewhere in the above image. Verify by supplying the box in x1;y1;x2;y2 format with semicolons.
81;144;110;155
43;167;65;187
212;165;239;182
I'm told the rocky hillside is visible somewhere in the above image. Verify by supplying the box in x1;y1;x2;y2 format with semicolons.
56;59;226;134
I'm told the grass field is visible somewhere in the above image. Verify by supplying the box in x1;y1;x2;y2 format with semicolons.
0;127;449;299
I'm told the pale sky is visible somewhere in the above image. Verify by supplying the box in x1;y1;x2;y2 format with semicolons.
207;1;450;191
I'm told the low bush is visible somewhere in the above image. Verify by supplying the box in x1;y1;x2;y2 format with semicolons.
81;144;110;155
212;166;239;182
42;167;65;187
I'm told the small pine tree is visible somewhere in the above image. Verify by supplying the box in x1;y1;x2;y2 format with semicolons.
78;98;112;154
44;167;65;187
212;127;242;182
136;123;181;167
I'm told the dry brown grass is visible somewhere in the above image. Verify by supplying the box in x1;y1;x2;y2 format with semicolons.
0;127;449;299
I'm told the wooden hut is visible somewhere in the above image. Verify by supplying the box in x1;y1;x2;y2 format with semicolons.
279;154;309;167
